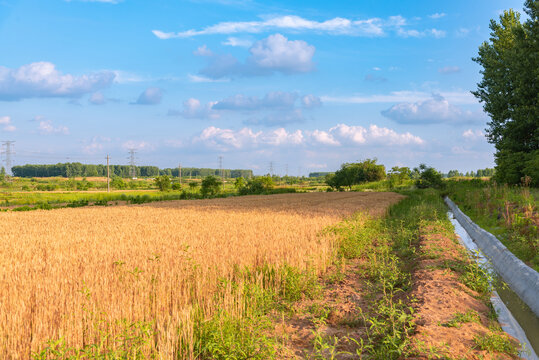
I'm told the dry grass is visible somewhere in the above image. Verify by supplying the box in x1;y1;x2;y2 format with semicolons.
0;192;403;359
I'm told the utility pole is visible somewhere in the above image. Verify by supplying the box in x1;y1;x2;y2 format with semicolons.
178;163;182;185
106;154;110;193
1;141;15;176
128;149;136;179
219;156;224;191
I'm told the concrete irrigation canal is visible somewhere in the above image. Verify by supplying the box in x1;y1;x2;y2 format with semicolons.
446;197;539;360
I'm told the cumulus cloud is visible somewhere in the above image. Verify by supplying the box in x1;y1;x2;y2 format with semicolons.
153;14;446;39
133;87;163;105
438;66;461;74
174;98;219;119
38;120;69;135
462;129;485;140
0;62;115;101
197;34;315;79
381;94;485;124
301;94;322;108
0;116;15;132
193;123;423;151
171;91;320;125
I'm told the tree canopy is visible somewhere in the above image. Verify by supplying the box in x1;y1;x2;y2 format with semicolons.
473;0;539;185
326;159;386;190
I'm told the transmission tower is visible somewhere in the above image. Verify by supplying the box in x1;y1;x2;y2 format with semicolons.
269;161;274;177
128;149;137;179
1;141;15;175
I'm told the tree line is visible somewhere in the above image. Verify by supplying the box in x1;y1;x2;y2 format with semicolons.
11;163;253;179
473;0;538;185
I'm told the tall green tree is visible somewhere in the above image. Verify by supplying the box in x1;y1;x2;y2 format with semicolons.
473;1;539;185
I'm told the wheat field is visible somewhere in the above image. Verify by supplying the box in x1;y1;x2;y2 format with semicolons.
0;192;403;359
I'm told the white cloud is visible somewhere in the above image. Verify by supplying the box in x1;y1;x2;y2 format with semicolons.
197;34;315;78
462;129;484;140
397;28;446;38
38;120;69;135
322;90;478;105
439;66;461;74
248;34;315;73
381;94;484;124
311;130;339;145
121;140;154;151
188;74;230;83
153;14;445;39
133;87;163;105
172;92;319;125
429;13;446;19
213;91;298;110
222;37;253;47
89;92;106;105
174;98;219;119
372;67;382;71
0;62;115;100
301;94;322;108
193;123;423;151
0;116;15;132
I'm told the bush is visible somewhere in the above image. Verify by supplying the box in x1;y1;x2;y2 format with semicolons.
414;164;444;189
201;176;222;197
238;176;274;195
154;175;172;192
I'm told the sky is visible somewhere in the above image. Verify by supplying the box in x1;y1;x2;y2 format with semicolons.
0;0;527;175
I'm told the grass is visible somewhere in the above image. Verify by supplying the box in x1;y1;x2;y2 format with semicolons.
446;179;539;271
474;329;520;356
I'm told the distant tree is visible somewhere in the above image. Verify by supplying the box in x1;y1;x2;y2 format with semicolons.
447;170;464;178
201;175;222;197
155;175;172;192
111;176;127;190
473;1;539;185
171;182;182;191
414;164;444;189
0;167;5;182
388;166;411;188
238;176;274;195
188;182;199;192
326;159;386;190
234;177;246;190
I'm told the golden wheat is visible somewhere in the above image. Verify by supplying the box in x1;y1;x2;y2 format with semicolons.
0;192;403;359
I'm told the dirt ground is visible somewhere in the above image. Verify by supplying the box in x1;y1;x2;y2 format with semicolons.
276;224;519;359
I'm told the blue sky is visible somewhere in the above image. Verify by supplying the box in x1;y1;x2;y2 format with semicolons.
0;0;526;175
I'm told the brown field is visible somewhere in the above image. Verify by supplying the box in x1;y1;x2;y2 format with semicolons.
0;192;403;359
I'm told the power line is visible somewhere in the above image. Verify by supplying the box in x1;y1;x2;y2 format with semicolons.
1;141;15;175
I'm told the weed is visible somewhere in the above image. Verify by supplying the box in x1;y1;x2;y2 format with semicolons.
440;310;481;328
473;330;519;357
